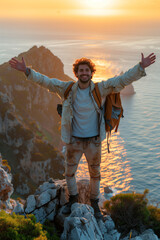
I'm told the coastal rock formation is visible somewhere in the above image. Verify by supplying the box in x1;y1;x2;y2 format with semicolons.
118;71;135;95
0;45;73;150
0;46;74;195
120;83;135;95
0;90;65;196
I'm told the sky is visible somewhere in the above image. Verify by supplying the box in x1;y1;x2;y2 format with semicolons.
1;0;160;37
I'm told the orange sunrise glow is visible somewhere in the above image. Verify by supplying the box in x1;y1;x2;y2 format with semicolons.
1;0;160;19
0;0;160;37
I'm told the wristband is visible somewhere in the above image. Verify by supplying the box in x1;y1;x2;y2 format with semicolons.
25;68;31;77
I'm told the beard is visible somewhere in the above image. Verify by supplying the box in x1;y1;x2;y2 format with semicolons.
78;75;92;83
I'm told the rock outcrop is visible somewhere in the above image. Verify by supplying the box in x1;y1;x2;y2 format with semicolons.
0;161;159;240
12;177;121;239
120;83;135;95
12;177;159;240
0;90;65;196
117;71;135;95
0;46;74;195
61;203;120;240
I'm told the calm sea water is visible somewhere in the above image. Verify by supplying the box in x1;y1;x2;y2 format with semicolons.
0;33;160;205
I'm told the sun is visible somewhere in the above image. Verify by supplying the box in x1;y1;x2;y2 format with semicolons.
78;0;117;16
82;0;114;9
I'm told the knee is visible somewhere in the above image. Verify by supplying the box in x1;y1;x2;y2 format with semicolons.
91;175;101;180
65;163;77;178
65;173;75;178
89;164;101;179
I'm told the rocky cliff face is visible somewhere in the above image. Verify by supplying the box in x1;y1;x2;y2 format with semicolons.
0;46;74;196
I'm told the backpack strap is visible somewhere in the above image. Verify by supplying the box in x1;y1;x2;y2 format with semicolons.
115;109;123;132
92;83;102;109
107;132;110;153
64;82;75;99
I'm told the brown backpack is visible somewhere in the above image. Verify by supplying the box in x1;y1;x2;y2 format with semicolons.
57;82;123;152
93;83;124;152
93;83;123;133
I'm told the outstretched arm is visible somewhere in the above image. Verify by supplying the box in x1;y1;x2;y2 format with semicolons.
99;52;156;97
140;53;156;69
9;56;73;98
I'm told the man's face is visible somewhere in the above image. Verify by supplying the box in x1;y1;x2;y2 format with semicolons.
76;64;93;84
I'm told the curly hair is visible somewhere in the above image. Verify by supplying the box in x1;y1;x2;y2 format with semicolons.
73;58;96;76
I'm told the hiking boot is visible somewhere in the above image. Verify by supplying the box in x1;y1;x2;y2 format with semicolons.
90;198;103;219
62;194;79;215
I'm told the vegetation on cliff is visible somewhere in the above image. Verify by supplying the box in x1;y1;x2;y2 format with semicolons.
104;189;160;237
0;211;60;240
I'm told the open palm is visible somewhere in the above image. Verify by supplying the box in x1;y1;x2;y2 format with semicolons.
9;57;26;72
141;53;156;69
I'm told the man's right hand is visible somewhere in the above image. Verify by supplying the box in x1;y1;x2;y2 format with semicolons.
9;57;27;73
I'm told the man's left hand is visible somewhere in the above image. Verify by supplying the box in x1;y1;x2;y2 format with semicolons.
140;53;156;69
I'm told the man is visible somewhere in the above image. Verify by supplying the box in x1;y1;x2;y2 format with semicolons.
9;52;156;218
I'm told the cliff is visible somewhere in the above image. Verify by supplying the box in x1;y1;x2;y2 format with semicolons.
0;46;74;196
120;83;135;95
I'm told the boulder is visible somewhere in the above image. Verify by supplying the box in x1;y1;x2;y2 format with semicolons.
104;186;113;194
61;202;121;240
140;229;159;240
121;229;159;240
61;203;104;240
12;201;24;214
25;195;36;213
21;180;60;223
104;215;115;232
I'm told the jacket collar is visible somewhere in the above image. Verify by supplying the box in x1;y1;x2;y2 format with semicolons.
72;80;95;101
90;80;95;91
72;80;95;102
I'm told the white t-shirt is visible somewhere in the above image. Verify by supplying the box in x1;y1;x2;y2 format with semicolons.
72;86;99;138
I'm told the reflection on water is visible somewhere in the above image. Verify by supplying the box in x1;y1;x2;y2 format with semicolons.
76;132;132;197
92;58;119;82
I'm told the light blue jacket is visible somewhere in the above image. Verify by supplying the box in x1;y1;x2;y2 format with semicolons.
27;63;146;143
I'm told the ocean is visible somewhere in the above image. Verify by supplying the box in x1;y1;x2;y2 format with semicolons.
0;32;160;205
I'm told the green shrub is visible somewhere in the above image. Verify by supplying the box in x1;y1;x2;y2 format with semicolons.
147;205;160;237
103;189;158;236
0;211;46;240
42;220;60;240
0;211;60;240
